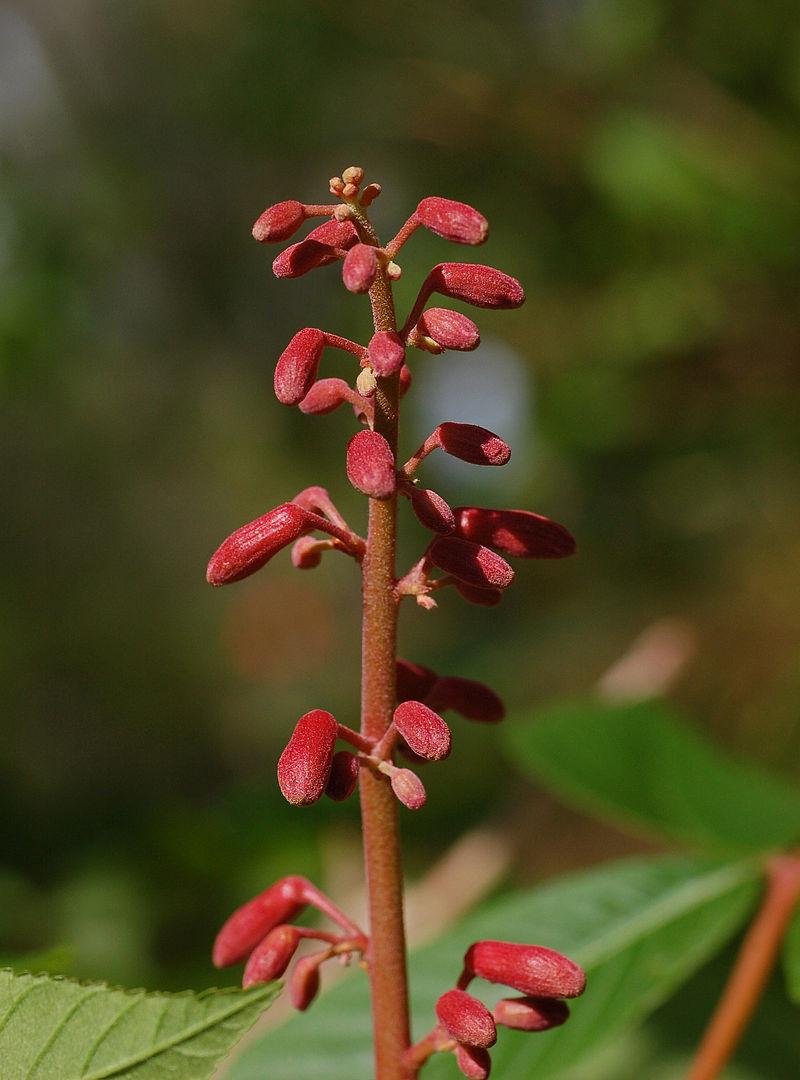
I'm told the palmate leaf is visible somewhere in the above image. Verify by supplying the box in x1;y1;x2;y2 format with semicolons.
0;969;278;1080
504;698;800;852
228;855;760;1080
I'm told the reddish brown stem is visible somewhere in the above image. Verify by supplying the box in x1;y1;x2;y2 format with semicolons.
686;853;800;1080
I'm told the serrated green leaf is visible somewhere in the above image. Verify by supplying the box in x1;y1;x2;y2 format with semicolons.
0;970;278;1080
227;855;760;1080
504;698;800;851
782;906;800;1003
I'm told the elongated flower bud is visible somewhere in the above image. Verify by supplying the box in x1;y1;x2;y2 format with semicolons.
306;217;359;248
325;750;360;802
290;953;323;1011
429;536;514;589
454;581;503;607
464;941;586;999
427;676;505;723
456;1045;492;1079
416;308;480;352
273;239;339;279
392;701;451;761
396;659;438;703
274;328;325;406
493;996;570;1032
253;200;306;242
390;768;427;810
277;709;338;806
435;423;511;466
342;243;379;293
212;876;307;967
410;487;455;533
417;197;489;246
426;263;525;310
346;430;396;499
291;536;324;569
454;507;576;559
243;925;301;987
367;331;406;377
207;503;314;586
299;378;352;415
436;989;497;1049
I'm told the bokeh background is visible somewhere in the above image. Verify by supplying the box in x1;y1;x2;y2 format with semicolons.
2;0;799;997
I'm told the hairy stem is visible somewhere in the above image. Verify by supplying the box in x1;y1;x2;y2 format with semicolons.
686;853;800;1080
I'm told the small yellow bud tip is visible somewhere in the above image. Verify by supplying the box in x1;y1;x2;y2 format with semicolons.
342;166;364;186
342;183;359;198
356;368;378;397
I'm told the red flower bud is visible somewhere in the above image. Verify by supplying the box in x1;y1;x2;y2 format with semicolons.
346;430;396;499
410;487;455;534
464;941;586;999
299;378;351;415
277;709;339;806
456;1045;492;1079
274;328;325;406
435;423;511;467
252;200;306;243
416;308;480;352
291;536;323;569
436;989;497;1049
399;364;413;397
416;197;489;246
273;239;339;279
429;537;514;589
392;701;451;761
305;217;358;248
390;767;427;810
453;581;503;607
493;996;570;1032
454;507;576;559
342;243;379;293
243;925;301;987
428;676;505;723
207;503;314;586
367;331;406;377
427;263;525;310
325;750;360;802
289;953;322;1011
396;658;438;703
212;876;307;967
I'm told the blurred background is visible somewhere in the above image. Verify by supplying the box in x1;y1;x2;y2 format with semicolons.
1;0;799;994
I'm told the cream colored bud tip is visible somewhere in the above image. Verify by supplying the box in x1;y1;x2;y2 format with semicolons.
342;183;359;198
333;204;353;221
329;177;344;194
387;261;402;280
342;166;364;186
356;368;378;397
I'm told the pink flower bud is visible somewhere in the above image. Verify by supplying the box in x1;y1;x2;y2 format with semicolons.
291;536;323;569
435;423;511;466
392;701;451;761
212;876;307;967
289;953;322;1011
277;709;339;806
454;507;576;559
453;581;503;607
456;1045;492;1079
306;217;359;248
390;768;427;810
464;941;586;999
410;487;455;534
436;989;497;1049
416;197;489;246
399;364;413;397
272;239;339;279
207;503;314;586
428;676;505;723
342;243;379;293
346;430;396;499
367;331;406;377
427;263;525;309
274;328;325;406
429;537;515;589
325;750;360;802
252;200;306;243
396;658;438;703
299;378;351;415
243;925;301;987
416;308;480;351
493;996;570;1032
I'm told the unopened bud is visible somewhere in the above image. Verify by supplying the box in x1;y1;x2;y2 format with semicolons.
392;701;451;761
342;165;364;186
212;876;307;967
399;364;413;397
346;430;396;499
436;989;497;1049
342;183;358;198
289;953;323;1011
277;709;338;806
426;263;525;309
367;331;406;377
252;200;307;243
435;423;511;466
291;536;324;569
272;239;338;279
386;261;402;280
390;767;427;810
329;176;345;195
396;658;438;703
416;197;489;246
207;503;314;586
360;182;382;206
410;487;455;534
243;925;301;987
464;941;586;999
299;377;351;415
274;327;325;406
342;244;379;293
416;308;480;351
456;1045;492;1079
428;676;505;723
306;218;359;248
356;367;378;398
454;507;576;559
453;581;503;607
493;996;570;1032
429;537;514;589
325;750;360;802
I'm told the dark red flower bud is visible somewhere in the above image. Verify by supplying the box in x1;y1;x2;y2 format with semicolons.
427;676;505;723
291;536;323;569
299;378;352;415
456;1045;492;1079
399;364;413;397
252;200;306;243
325;750;360;802
453;581;503;607
277;709;338;806
429;537;515;589
435;423;511;466
410;487;455;534
305;217;359;248
243;925;301;987
212;876;307;967
342;244;379;293
390;768;427;810
396;659;438;703
273;239;339;279
274;328;325;406
346;430;396;499
416;308;480;352
493;996;570;1032
464;941;586;999
392;701;451;761
207;503;314;586
289;953;322;1011
428;263;525;309
436;989;497;1049
416;197;489;246
453;507;576;559
367;331;406;377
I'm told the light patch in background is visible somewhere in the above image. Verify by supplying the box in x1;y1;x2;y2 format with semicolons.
0;5;63;140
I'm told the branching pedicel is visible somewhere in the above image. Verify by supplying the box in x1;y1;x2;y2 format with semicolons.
208;167;586;1079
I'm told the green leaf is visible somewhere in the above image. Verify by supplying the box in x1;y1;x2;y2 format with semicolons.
0;970;278;1080
782;906;800;1003
504;698;800;851
228;855;760;1080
